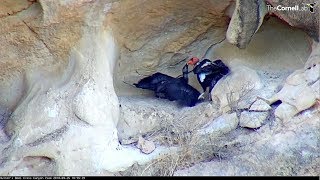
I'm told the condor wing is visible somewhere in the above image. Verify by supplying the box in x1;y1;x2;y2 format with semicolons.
134;72;174;91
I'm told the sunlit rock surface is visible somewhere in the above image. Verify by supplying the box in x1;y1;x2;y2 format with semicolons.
0;0;319;176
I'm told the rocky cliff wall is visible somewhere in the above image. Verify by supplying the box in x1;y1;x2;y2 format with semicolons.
0;0;318;176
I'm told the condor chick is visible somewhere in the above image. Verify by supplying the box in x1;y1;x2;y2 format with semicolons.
134;63;189;92
155;79;200;107
134;64;201;107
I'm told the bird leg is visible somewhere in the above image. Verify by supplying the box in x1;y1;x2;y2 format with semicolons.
208;78;220;101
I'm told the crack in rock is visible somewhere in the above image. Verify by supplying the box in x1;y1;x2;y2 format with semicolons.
26;125;68;147
21;20;55;58
0;0;37;19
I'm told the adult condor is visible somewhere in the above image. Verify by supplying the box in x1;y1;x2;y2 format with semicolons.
134;63;201;107
187;57;230;100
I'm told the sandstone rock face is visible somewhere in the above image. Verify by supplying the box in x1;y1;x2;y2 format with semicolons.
0;0;234;175
0;106;11;143
174;106;320;176
227;0;268;48
117;96;218;143
196;113;239;137
0;0;125;175
0;0;319;176
270;41;320;120
137;136;156;154
266;0;319;42
249;99;271;111
211;65;263;113
1;29;122;175
239;111;269;128
111;0;232;96
227;0;319;48
117;97;175;143
224;0;320;122
173;0;320;175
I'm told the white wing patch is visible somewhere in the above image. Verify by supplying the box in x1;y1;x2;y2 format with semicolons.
199;73;206;82
201;61;212;68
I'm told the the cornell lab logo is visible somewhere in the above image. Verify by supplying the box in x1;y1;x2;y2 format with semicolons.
266;2;317;13
304;3;316;13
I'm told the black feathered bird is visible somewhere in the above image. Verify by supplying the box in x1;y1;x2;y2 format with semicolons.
134;64;201;107
155;76;201;107
133;63;189;93
187;57;230;99
133;72;174;91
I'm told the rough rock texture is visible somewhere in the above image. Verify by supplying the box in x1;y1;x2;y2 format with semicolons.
174;105;320;176
266;0;319;42
227;0;268;48
111;0;232;96
0;0;35;18
227;0;319;48
0;0;234;175
249;99;271;111
211;65;263;113
196;113;239;137
270;41;320;120
117;96;218;143
0;0;125;175
0;0;319;176
174;0;320;175
222;0;320;122
2;25;121;176
0;106;11;143
137;136;156;154
239;111;269;128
